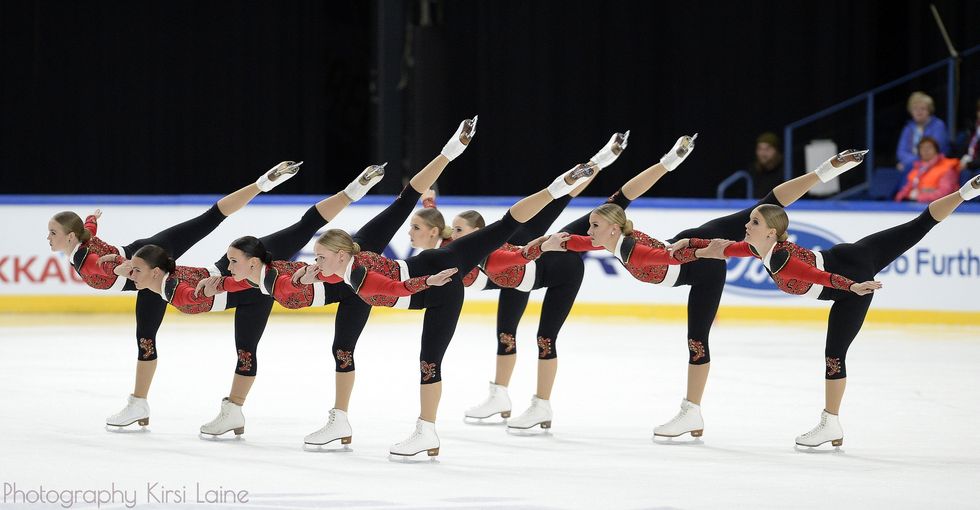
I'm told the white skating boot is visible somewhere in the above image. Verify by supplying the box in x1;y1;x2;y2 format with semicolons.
199;398;245;438
106;395;150;429
343;163;386;201
389;418;440;458
256;161;303;192
795;410;844;448
659;133;698;171
653;399;704;439
304;409;353;450
440;116;478;161
959;174;980;201
590;131;630;169
547;164;595;199
506;396;552;431
814;149;869;183
464;382;512;421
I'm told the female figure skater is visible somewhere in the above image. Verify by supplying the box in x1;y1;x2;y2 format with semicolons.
681;173;980;448
538;149;869;440
45;161;301;429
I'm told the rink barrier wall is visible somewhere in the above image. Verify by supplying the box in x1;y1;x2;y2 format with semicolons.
1;295;979;325
4;194;979;324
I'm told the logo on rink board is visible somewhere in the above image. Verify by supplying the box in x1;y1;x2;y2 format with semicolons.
723;221;843;298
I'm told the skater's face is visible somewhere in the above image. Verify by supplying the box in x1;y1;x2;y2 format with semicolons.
46;220;72;252
313;243;348;276
745;208;776;245
587;212;618;248
409;213;440;249
226;247;259;282
451;216;479;240
129;256;159;290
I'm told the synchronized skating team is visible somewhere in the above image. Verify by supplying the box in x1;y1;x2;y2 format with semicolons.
46;118;980;457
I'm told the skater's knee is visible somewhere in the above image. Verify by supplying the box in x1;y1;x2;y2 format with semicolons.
236;349;256;376
420;360;441;384
537;336;557;360
137;337;158;361
688;338;710;365
825;355;846;380
334;348;355;372
497;332;517;356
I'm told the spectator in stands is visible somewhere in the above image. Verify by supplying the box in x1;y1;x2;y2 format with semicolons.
894;136;959;203
896;91;949;173
748;132;783;198
957;98;980;174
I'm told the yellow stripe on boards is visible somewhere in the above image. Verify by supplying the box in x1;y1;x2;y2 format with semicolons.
0;295;976;325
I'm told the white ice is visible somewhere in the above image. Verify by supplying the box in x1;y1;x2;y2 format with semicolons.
1;312;979;509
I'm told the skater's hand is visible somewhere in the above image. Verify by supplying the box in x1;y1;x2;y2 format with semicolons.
523;235;549;255
291;265;308;285
542;233;570;252
195;275;224;298
697;239;733;260
426;268;458;287
293;264;320;285
92;209;103;220
667;238;690;253
849;280;882;296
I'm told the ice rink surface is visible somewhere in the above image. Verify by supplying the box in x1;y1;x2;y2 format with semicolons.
1;312;978;509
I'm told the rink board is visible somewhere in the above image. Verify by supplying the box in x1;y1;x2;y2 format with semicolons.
2;195;979;322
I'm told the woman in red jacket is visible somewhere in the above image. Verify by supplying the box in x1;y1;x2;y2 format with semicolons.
683;173;980;448
894;136;961;203
46;161;300;429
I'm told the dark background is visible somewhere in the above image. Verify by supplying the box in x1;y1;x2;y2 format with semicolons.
2;0;979;198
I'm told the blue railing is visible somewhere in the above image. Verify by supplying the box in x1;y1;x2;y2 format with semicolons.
715;169;753;199
783;44;980;193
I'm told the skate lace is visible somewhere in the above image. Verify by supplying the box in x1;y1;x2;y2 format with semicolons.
663;407;689;427
800;415;829;438
206;407;229;428
327;410;336;425
516;399;542;420
397;422;425;446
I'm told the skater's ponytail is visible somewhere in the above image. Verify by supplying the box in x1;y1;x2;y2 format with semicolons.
756;204;789;242
414;208;453;240
317;229;361;255
133;245;176;274
593;204;633;236
52;211;92;243
456;210;486;229
230;236;274;265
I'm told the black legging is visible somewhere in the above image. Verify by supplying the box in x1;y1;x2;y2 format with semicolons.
405;212;524;384
204;205;327;377
128;204;228;361
492;195;584;359
328;186;423;372
495;252;584;359
667;192;783;365
491;190;635;359
816;209;938;380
